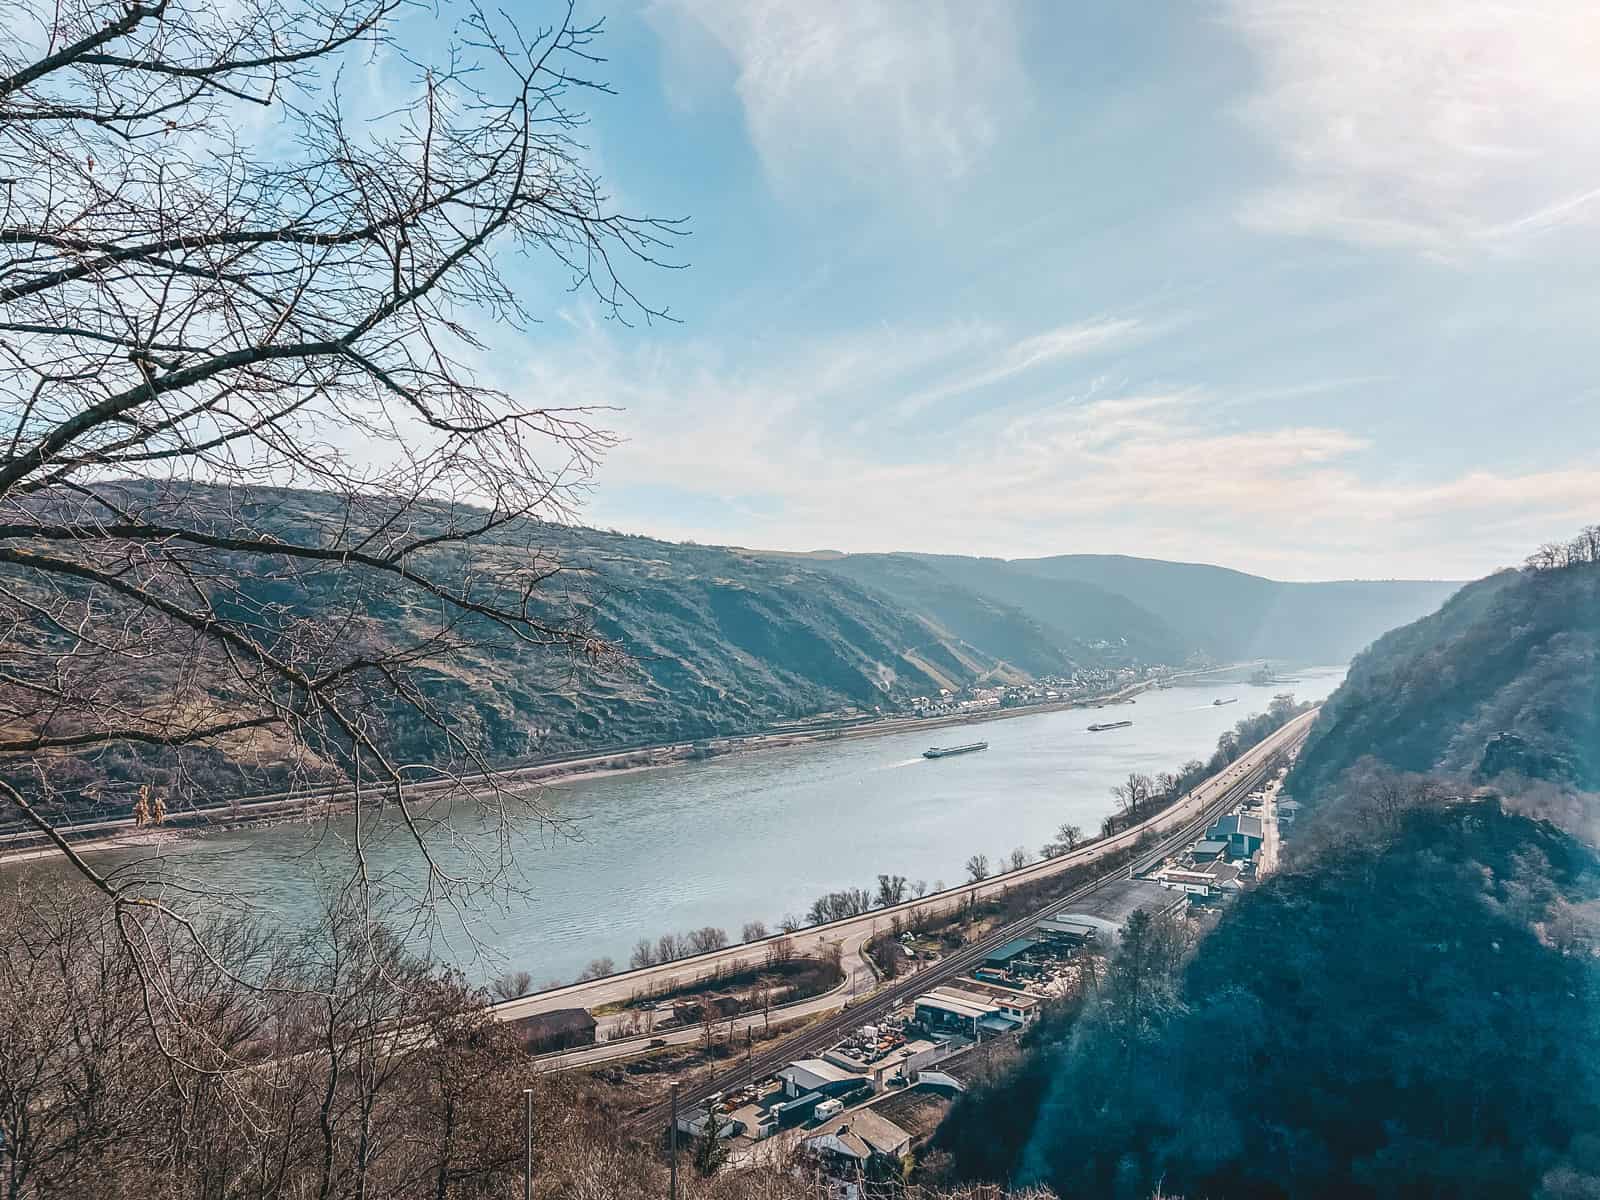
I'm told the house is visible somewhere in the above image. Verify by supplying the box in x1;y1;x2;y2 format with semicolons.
1277;798;1302;825
1199;860;1245;894
1190;839;1230;863
511;1007;596;1054
800;1110;912;1175
674;1105;743;1140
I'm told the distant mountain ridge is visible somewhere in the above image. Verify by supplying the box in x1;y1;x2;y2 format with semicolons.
774;549;1460;669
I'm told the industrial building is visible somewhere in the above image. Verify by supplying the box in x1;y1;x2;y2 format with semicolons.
984;937;1039;968
1034;915;1100;946
1208;813;1264;859
1155;859;1243;899
913;986;1026;1038
778;1058;865;1100
822;1027;959;1093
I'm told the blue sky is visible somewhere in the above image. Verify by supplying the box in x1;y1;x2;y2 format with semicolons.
469;1;1600;581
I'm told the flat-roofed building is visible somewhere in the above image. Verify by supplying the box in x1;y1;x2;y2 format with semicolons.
1034;915;1099;946
953;979;1041;1024
914;986;1024;1038
510;1007;596;1054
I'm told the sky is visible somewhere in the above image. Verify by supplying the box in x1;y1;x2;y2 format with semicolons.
468;1;1600;581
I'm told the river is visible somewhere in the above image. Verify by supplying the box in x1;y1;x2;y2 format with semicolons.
34;665;1345;986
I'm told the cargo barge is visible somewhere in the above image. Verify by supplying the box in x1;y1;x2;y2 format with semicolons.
923;742;989;759
1086;721;1134;732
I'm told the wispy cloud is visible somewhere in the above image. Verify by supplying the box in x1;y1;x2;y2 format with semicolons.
649;0;1026;191
895;318;1147;417
1227;0;1600;256
529;320;1600;579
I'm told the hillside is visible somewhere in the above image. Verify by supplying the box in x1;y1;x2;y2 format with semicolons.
800;554;1124;675
784;550;1458;671
1291;558;1600;801
1015;553;1461;663
5;482;1463;813
3;485;1026;814
904;555;1188;663
235;494;1031;746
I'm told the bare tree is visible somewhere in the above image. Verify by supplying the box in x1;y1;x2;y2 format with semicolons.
629;939;658;970
741;920;769;943
806;887;873;924
489;969;533;1001
764;935;794;968
0;0;680;988
685;926;727;955
1111;772;1156;821
575;957;615;982
655;932;684;963
964;853;990;883
1004;846;1030;872
1041;822;1083;858
874;873;908;907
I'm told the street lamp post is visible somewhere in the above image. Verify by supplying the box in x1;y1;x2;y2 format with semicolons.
523;1088;534;1200
669;1082;681;1200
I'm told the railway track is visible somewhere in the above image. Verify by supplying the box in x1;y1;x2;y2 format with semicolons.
620;721;1305;1137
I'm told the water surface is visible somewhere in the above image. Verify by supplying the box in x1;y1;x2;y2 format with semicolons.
38;666;1345;984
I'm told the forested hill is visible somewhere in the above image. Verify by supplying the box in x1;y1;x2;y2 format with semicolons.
770;550;1458;667
1009;552;1459;663
1291;554;1600;802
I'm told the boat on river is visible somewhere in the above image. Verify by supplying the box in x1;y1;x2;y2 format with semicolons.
923;742;988;759
1087;720;1134;732
1213;697;1238;706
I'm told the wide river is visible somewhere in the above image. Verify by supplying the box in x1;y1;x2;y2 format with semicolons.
51;666;1346;986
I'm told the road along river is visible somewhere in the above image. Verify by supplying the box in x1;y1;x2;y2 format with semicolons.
12;666;1344;986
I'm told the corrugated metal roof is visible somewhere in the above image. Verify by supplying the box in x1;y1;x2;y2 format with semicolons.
986;937;1037;962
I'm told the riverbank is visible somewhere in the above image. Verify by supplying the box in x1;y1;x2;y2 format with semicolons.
0;663;1249;866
